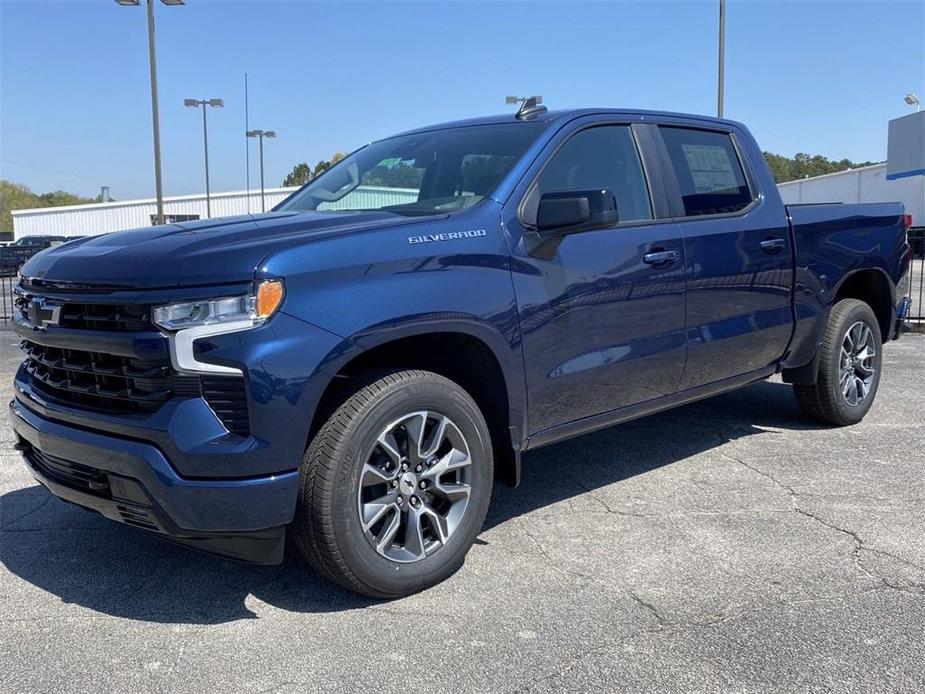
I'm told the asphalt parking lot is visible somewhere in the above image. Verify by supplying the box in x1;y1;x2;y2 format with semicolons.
1;331;923;694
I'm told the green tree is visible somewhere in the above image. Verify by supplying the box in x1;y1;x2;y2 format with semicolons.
762;152;880;184
0;180;95;232
39;190;93;207
282;163;312;187
361;162;424;188
282;152;348;187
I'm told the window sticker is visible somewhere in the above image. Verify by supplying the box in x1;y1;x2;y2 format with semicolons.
681;144;739;193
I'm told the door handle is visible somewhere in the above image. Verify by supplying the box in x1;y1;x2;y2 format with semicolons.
760;238;786;253
643;249;679;266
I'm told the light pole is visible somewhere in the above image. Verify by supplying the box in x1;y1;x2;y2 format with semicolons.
115;0;185;225
717;0;726;118
246;129;276;213
905;93;921;112
184;98;224;218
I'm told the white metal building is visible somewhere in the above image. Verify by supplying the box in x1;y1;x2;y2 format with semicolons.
777;163;924;227
11;185;418;238
13;164;924;238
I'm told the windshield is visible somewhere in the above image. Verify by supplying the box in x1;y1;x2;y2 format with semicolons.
277;123;546;217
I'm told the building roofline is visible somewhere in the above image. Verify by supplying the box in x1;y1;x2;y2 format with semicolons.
776;162;887;187
11;185;302;217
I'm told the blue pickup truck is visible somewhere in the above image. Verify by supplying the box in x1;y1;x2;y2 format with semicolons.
10;106;913;597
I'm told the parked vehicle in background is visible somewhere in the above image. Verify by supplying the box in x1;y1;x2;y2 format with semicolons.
0;236;68;276
7;235;68;247
9;107;913;597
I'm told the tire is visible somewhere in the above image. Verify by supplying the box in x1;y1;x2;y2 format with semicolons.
292;369;494;598
794;298;883;426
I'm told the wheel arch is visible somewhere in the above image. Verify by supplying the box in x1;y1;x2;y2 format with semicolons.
832;267;894;341
783;268;894;386
308;322;525;487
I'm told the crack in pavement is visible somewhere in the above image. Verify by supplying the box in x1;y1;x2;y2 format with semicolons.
517;520;593;582
716;429;924;596
627;589;669;628
0;494;51;531
512;582;922;693
0;525;111;534
563;474;653;518
502;424;925;694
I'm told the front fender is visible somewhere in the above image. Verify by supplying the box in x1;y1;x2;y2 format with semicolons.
326;313;527;447
260;205;526;449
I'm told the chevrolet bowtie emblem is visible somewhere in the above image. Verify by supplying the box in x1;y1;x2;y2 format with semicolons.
27;299;62;329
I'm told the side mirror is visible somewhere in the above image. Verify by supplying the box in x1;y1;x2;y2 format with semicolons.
536;189;618;237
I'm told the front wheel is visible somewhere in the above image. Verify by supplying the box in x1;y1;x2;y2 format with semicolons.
292;370;494;597
794;298;883;426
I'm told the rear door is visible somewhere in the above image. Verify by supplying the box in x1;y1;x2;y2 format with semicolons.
505;119;687;435
656;125;792;389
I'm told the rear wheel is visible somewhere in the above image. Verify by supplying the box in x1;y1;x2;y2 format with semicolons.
292;370;493;597
794;298;883;426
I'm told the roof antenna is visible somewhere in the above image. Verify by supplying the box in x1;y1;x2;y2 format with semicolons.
506;95;547;120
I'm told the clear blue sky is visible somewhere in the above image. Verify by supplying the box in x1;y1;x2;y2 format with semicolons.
1;0;923;200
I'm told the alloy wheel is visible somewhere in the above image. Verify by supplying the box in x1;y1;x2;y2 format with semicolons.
357;411;472;563
839;320;877;407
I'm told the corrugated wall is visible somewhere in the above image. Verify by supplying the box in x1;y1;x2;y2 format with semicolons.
11;186;419;238
777;164;924;225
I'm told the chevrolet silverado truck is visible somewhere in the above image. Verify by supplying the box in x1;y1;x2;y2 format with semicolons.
10;106;913;597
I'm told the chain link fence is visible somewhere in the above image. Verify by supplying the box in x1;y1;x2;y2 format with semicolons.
1;246;48;326
908;230;925;326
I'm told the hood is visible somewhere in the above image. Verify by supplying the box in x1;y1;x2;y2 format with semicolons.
20;211;429;290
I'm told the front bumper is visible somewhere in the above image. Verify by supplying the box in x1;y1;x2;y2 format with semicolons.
10;398;298;564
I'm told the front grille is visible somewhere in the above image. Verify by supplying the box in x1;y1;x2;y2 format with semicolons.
17;294;251;434
21;340;174;414
25;444;111;498
200;376;250;436
14;292;153;331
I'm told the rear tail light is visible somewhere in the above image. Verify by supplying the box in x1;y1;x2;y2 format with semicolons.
902;213;913;231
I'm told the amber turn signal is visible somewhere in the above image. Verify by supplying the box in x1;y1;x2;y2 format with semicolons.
256;279;285;319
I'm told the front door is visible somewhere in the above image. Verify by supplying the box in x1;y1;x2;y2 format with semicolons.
506;122;687;435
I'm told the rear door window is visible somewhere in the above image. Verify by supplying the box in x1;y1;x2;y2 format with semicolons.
659;127;753;216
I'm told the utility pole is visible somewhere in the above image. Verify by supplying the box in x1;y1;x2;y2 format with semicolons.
184;98;224;218
115;0;185;224
145;0;165;223
717;0;726;118
245;73;251;212
246;129;277;213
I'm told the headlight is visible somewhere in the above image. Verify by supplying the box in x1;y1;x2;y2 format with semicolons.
153;279;285;332
154;280;284;376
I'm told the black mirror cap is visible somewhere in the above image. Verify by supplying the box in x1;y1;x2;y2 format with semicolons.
535;188;618;237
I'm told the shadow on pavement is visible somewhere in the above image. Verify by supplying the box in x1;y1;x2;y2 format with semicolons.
0;379;825;624
485;378;824;531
